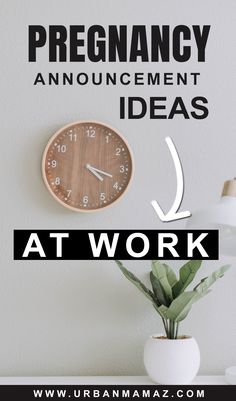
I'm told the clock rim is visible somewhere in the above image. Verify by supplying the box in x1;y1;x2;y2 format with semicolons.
42;120;134;213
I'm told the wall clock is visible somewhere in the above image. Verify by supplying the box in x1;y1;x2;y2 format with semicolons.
42;121;134;212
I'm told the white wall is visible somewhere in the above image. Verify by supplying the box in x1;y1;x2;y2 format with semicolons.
0;0;236;375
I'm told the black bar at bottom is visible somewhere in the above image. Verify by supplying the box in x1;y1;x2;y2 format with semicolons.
0;384;234;401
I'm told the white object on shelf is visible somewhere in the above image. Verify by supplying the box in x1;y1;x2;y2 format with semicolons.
0;376;227;385
225;366;236;384
144;335;200;385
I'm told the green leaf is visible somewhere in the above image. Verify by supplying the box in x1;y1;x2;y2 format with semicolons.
193;277;208;291
163;264;230;322
172;260;202;297
155;304;169;320
152;302;169;320
150;271;168;306
151;261;177;303
163;264;178;288
194;265;230;295
164;291;202;322
115;260;154;302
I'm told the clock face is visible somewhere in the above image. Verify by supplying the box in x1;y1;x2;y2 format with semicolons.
42;121;134;211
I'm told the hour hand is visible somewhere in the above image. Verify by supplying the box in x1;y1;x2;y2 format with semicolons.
86;164;103;181
88;165;113;178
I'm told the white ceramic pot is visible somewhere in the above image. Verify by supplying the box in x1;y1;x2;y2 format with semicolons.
144;334;200;385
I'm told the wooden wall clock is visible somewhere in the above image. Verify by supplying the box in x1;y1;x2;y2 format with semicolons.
42;121;134;212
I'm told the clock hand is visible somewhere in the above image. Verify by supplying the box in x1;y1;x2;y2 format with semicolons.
86;164;104;182
88;165;113;178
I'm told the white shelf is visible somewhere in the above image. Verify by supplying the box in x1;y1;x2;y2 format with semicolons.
0;376;227;385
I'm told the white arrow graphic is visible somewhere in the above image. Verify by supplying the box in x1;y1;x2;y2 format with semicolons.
151;137;191;222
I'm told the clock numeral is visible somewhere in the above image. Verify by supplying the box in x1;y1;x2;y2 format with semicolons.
83;195;89;204
86;129;96;138
66;189;72;198
100;192;106;201
119;165;125;173
115;148;121;156
69;133;77;142
113;182;119;189
57;144;67;153
51;160;57;168
55;177;61;185
105;135;109;143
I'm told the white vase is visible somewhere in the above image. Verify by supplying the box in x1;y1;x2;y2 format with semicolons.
144;334;200;385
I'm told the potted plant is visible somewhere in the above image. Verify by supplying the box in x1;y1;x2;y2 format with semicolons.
115;260;229;384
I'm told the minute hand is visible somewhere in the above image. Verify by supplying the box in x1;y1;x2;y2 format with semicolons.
86;164;103;181
88;165;113;178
